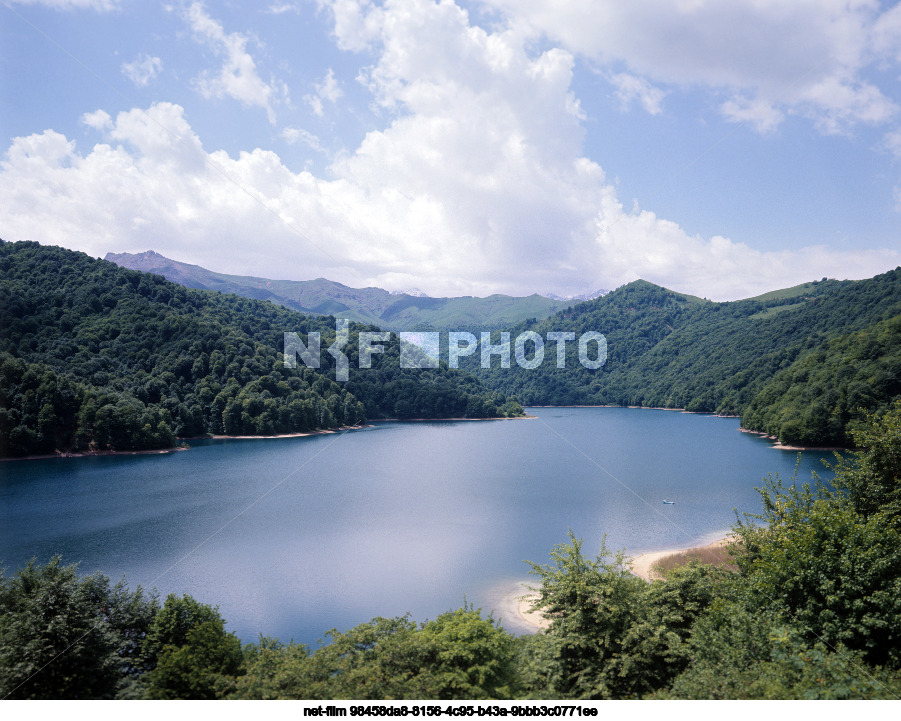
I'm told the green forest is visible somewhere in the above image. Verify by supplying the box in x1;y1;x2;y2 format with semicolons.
472;272;901;447
0;241;521;458
6;240;901;454
3;404;901;700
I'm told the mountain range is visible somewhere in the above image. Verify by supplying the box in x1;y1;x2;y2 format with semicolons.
105;251;574;331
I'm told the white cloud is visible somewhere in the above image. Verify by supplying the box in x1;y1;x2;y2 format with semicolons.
3;2;901;301
183;1;287;123
799;76;896;135
267;2;301;14
304;68;343;117
3;103;895;301
318;0;382;53
318;68;343;104
885;129;901;159
121;54;163;87
609;73;664;115
720;95;784;134
593;197;901;297
873;3;901;62
281;126;323;151
80;109;112;130
482;0;900;134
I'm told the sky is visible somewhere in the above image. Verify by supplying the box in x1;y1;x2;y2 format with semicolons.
2;0;901;301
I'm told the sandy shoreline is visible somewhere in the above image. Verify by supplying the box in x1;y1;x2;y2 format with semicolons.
528;405;684;411
1;424;370;462
370;415;537;422
0;446;191;462
738;427;846;451
511;535;735;630
770;442;845;451
204;424;368;440
1;417;535;462
629;536;734;582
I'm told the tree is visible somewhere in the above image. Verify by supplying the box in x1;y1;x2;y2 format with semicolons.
234;610;516;700
299;615;428;699
661;601;901;699
735;477;901;668
140;593;244;699
143;619;243;700
525;532;645;699
830;401;901;523
0;557;157;699
140;593;224;668
416;607;516;699
232;637;311;700
614;562;730;697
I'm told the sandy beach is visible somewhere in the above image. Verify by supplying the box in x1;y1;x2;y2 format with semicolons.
629;536;734;582
770;442;845;451
207;424;369;440
0;445;190;462
739;427;846;451
2;424;371;462
370;415;537;422
510;536;735;631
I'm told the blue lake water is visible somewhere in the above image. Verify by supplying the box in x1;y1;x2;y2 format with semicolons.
0;407;838;645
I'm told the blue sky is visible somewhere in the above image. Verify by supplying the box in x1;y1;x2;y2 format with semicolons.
2;0;901;300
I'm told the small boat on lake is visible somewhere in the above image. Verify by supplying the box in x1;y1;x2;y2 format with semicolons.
662;500;675;504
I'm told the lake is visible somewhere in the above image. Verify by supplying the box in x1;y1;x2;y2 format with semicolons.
0;407;838;645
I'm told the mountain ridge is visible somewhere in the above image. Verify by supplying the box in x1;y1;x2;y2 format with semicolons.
104;250;569;331
471;270;901;446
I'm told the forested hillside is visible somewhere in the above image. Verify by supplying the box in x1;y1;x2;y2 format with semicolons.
474;271;901;446
0;241;516;458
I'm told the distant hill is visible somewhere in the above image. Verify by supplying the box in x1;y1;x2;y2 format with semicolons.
105;251;568;331
473;272;901;447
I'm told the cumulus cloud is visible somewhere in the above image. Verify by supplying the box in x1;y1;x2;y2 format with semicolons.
593;196;901;297
183;1;287;123
3;0;901;301
80;109;112;130
482;0;900;135
121;54;163;87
